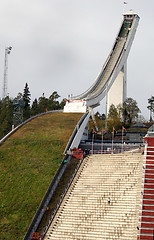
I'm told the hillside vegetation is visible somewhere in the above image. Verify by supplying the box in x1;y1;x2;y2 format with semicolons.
0;112;82;240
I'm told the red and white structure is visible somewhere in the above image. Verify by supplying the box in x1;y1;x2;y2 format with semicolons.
137;127;154;240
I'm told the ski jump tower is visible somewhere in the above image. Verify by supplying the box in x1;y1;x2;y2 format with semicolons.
64;11;140;113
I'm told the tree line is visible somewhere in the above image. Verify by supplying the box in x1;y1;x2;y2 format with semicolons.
106;97;141;132
0;83;65;139
0;82;153;139
95;96;154;133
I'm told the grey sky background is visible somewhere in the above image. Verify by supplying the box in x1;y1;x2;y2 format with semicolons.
0;0;153;120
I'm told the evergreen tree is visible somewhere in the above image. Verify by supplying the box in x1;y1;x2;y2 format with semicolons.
38;93;49;113
147;96;154;121
48;91;60;110
13;93;24;126
0;99;2;115
59;98;66;109
0;96;13;138
23;83;31;120
31;98;39;116
101;114;106;120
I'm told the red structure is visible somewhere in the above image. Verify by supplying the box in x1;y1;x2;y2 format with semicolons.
137;130;154;240
31;232;44;240
72;149;84;160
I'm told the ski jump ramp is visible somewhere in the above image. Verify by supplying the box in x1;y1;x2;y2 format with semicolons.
64;11;140;113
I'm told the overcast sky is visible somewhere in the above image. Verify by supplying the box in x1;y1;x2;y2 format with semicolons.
0;0;153;120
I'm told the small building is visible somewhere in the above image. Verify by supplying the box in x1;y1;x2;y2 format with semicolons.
126;122;148;142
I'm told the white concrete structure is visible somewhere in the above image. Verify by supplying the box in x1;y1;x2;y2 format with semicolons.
64;100;87;113
107;64;127;113
64;11;140;114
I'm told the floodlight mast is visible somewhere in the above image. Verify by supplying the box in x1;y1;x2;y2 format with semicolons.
2;46;12;99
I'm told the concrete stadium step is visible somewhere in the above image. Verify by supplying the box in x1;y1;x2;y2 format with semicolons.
44;152;143;240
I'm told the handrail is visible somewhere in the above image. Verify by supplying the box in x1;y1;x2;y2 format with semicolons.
90;148;142;155
0;110;63;146
40;158;83;239
70;37;122;101
64;112;89;154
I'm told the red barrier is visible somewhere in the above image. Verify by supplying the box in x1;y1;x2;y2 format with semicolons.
31;232;44;240
72;150;84;160
145;136;154;146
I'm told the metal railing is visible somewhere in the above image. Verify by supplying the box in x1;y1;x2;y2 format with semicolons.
64;112;89;154
40;158;83;239
0;110;63;146
90;148;142;155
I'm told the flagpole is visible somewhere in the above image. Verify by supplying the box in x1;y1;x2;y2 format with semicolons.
123;1;128;14
112;128;114;154
122;127;124;153
105;84;108;132
101;130;103;154
92;131;94;154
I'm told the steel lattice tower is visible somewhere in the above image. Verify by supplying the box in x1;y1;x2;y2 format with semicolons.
2;46;12;99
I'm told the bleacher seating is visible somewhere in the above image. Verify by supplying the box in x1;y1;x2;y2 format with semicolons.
44;152;143;240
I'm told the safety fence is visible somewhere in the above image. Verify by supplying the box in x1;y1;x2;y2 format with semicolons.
39;158;83;239
64;112;89;154
90;148;142;155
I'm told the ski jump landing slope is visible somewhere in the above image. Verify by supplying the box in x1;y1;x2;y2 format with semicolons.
64;11;140;113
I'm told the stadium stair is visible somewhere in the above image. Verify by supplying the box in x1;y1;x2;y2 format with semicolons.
43;152;143;240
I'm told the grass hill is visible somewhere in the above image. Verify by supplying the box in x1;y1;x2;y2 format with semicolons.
0;112;82;240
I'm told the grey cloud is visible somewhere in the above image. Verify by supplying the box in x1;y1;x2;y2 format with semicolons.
0;0;153;120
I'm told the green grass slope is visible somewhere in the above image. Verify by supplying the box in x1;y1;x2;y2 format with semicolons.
0;112;82;240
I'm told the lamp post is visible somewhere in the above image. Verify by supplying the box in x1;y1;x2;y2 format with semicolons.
2;46;12;99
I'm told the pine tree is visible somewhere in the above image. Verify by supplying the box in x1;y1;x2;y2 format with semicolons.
23;83;31;120
31;98;39;116
147;96;154;121
0;96;13;138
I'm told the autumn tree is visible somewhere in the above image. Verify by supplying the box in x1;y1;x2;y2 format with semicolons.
122;97;140;124
107;104;122;132
108;104;119;119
